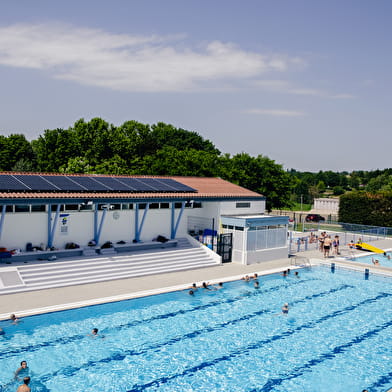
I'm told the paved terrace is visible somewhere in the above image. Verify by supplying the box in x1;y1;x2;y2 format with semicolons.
1;238;392;320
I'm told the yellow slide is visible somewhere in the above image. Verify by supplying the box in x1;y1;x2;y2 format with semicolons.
356;242;384;253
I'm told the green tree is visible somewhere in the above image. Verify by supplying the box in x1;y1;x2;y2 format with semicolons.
139;147;220;176
0;134;35;171
150;122;219;155
332;186;345;196
222;153;295;210
32;128;80;172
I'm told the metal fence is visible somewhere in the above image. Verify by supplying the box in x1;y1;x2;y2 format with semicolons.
289;221;391;254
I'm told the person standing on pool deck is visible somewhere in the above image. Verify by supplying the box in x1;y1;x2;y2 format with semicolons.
323;235;332;258
333;235;340;255
16;376;30;392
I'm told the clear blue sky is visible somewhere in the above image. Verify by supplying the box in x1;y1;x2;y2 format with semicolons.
0;0;391;171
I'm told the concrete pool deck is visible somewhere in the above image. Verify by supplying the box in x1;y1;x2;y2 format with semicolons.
1;238;392;320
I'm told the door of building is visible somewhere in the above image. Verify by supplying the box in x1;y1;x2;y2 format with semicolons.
217;233;232;263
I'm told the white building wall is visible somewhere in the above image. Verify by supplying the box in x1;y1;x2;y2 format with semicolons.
0;213;47;250
0;199;265;250
219;200;265;215
313;198;339;213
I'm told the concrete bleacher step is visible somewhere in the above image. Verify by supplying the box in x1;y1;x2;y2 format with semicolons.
0;237;219;295
16;248;209;276
22;258;215;285
20;253;211;280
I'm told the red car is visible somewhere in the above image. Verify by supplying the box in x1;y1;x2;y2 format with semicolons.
305;214;325;222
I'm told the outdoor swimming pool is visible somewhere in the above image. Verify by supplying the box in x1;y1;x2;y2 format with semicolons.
0;267;391;392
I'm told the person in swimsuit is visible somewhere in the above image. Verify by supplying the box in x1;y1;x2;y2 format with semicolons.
323;235;332;258
281;303;289;315
15;361;29;381
10;314;20;324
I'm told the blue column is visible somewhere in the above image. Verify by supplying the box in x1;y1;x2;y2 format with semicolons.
48;204;61;248
134;203;139;242
94;206;107;245
0;205;6;241
171;202;185;239
135;203;149;242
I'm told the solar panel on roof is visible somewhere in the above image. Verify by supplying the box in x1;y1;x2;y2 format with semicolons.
41;176;87;191
119;178;157;192
67;176;112;192
93;177;134;191
0;174;197;193
135;177;165;192
0;175;31;191
14;175;59;191
159;178;197;192
142;178;178;191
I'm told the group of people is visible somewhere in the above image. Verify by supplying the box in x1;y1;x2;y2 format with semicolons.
318;232;340;258
14;361;30;392
241;273;260;288
188;281;224;295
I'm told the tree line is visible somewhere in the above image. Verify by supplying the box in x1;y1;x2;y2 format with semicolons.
1;117;392;214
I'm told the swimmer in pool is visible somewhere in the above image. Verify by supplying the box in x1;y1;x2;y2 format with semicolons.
281;303;289;315
254;280;260;289
10;314;20;324
0;327;5;335
202;282;212;290
241;275;250;282
189;283;198;291
372;258;380;266
16;376;30;392
188;289;194;296
15;361;29;380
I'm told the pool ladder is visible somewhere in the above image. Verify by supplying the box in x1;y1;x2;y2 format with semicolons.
291;256;312;268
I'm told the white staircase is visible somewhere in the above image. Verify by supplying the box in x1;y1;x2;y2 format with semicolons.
0;238;219;295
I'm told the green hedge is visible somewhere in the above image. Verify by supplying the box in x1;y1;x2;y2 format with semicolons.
339;191;392;226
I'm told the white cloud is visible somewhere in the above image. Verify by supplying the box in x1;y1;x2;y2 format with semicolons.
0;23;301;92
243;108;307;117
255;79;355;99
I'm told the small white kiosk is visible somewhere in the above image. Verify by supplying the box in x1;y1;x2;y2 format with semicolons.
220;214;289;264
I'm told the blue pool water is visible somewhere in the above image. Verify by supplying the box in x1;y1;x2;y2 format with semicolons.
350;251;392;268
0;267;392;392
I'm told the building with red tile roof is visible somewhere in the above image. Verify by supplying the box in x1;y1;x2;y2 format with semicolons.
0;172;288;265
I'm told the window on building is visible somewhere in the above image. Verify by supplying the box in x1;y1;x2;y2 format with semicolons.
193;202;202;208
160;203;170;209
80;204;93;211
65;204;79;211
31;205;46;212
236;202;251;208
15;205;30;213
51;205;64;212
149;203;159;209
